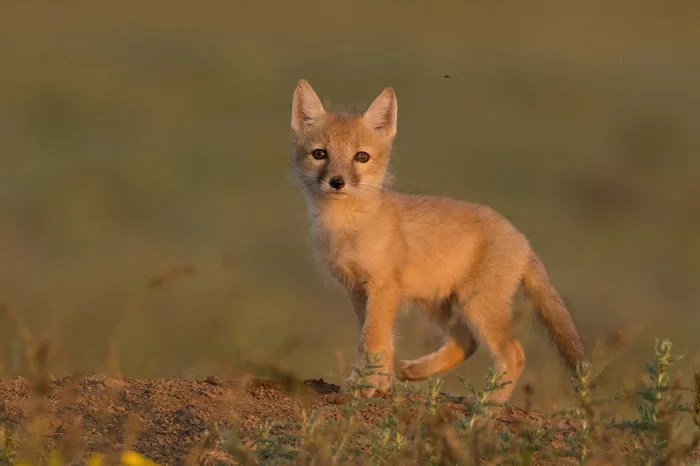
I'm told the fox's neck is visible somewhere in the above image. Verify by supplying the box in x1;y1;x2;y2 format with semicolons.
306;193;384;234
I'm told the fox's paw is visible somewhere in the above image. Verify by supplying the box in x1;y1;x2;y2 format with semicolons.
397;358;432;382
342;370;393;398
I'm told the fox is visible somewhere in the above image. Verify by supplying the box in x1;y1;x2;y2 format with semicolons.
290;79;587;401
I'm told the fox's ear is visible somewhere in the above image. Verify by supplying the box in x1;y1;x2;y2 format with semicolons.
363;87;397;140
291;79;325;134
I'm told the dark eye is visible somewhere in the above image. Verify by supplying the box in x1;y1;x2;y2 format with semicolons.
311;149;328;160
354;151;370;163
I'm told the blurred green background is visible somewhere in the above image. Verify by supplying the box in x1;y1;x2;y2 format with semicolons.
1;0;699;408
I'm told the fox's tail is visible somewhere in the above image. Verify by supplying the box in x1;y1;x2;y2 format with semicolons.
520;252;587;372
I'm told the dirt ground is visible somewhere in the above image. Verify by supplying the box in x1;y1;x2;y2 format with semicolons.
0;374;697;465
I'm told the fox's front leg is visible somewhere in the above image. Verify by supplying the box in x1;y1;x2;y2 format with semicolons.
345;286;399;397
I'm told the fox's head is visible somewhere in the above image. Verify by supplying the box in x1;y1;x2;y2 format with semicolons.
290;80;397;201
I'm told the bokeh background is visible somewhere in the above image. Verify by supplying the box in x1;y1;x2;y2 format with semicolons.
1;0;699;409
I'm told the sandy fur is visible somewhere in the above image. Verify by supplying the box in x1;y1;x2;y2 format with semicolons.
290;79;587;400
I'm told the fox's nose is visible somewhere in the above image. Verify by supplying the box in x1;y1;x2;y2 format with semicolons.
329;176;345;190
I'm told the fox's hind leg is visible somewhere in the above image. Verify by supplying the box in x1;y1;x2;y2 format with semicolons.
398;298;478;381
455;271;526;403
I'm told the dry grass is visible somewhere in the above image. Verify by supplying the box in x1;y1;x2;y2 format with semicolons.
0;334;699;465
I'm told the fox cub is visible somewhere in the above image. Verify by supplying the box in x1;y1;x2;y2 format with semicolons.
290;79;587;401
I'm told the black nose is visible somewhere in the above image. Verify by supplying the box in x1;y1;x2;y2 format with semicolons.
329;176;345;190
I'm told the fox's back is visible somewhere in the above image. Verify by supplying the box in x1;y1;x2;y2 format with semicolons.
387;191;531;300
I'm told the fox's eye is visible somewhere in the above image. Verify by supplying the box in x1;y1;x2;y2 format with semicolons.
354;151;370;163
311;149;328;160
